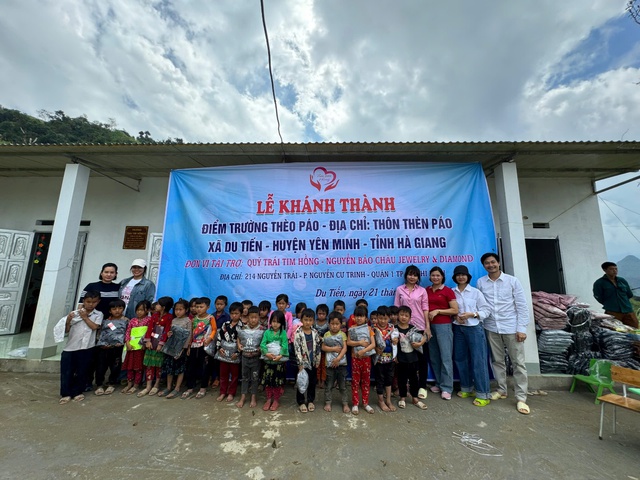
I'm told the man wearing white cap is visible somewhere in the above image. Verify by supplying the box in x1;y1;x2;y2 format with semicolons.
118;259;156;319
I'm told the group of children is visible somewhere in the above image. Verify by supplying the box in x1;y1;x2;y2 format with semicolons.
59;292;431;415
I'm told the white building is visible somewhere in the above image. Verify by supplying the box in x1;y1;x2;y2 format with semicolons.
1;141;639;373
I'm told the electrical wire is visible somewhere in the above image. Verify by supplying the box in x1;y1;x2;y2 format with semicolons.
598;197;640;220
260;0;287;160
599;198;640;246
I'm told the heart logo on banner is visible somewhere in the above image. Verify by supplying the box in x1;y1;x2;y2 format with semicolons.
309;167;339;192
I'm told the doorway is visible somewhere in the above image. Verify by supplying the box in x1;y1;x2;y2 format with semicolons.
525;238;565;294
20;231;88;333
20;233;50;332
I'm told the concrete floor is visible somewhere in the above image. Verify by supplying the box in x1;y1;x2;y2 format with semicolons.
0;372;638;480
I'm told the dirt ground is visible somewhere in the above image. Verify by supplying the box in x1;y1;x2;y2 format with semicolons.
0;372;638;480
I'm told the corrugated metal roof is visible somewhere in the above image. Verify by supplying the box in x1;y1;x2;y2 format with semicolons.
0;141;638;180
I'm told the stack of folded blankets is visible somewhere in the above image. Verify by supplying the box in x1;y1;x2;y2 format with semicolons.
595;328;640;370
532;292;583;330
537;330;574;373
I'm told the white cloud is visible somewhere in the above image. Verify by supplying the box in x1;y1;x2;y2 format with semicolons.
1;0;639;258
522;68;640;141
0;0;631;143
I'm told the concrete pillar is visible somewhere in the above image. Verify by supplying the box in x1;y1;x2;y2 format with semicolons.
28;164;90;359
494;162;540;374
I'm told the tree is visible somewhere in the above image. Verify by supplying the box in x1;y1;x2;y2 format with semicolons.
627;1;640;25
0;107;184;145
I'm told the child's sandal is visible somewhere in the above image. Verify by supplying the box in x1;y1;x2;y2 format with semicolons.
299;404;308;413
489;390;507;400
165;389;180;399
351;406;359;415
398;400;406;409
364;405;375;414
457;391;475;398
414;400;428;410
137;388;150;398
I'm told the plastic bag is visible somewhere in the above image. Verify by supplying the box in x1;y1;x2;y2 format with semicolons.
391;329;399;359
8;347;27;358
399;332;414;353
323;334;347;366
97;319;128;347
408;329;424;354
297;369;309;394
53;316;67;343
237;328;265;354
161;325;190;357
261;340;289;362
204;341;217;357
348;324;376;357
374;328;386;350
150;325;164;350
215;339;240;364
128;326;148;351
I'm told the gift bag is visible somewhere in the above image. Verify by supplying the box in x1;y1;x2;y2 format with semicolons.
349;324;375;357
161;325;190;357
261;340;288;362
323;334;346;366
296;369;309;394
129;325;148;350
97;319;128;347
215;339;240;364
53;316;67;343
150;325;165;350
238;328;265;354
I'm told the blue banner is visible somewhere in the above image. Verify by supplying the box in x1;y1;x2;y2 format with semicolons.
157;162;496;311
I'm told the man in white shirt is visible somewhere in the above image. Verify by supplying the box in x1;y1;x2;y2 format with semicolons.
476;253;530;415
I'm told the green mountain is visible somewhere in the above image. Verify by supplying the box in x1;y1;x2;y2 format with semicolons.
617;254;640;294
0;106;182;145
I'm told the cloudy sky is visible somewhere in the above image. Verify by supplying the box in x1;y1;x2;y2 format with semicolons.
1;0;639;259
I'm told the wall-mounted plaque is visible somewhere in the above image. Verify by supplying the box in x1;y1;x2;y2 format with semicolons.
123;226;149;250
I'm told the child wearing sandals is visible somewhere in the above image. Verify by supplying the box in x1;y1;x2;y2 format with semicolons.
373;306;398;412
314;304;330;389
121;300;151;395
236;306;265;408
396;306;428;410
293;308;322;413
215;302;243;402
260;310;289;411
347;306;376;415
158;299;191;399
138;296;174;397
322;312;349;413
59;291;103;404
94;299;129;396
182;297;216;400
